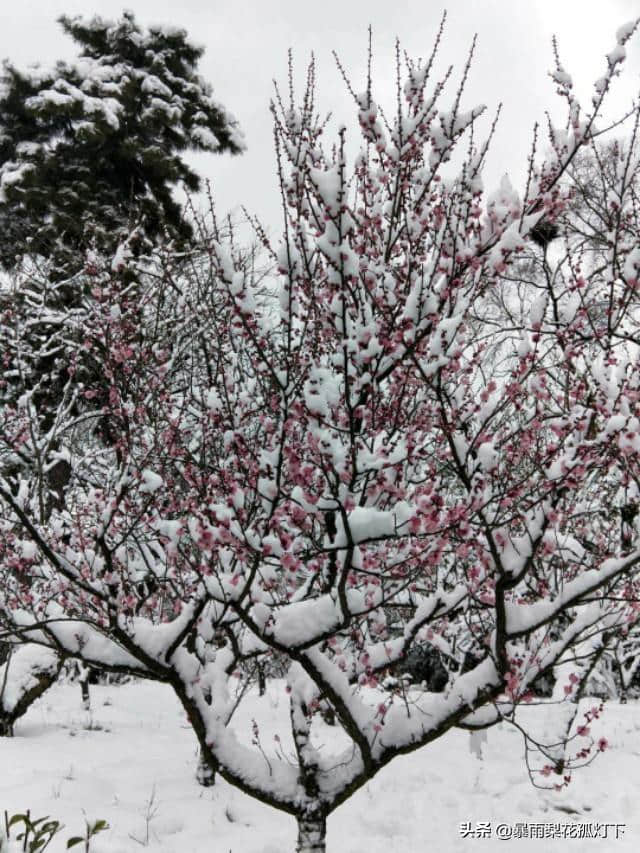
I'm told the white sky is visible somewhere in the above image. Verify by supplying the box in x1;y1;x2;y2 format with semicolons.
2;0;639;239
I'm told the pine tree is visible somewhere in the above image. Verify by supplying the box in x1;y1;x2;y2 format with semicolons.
0;11;244;277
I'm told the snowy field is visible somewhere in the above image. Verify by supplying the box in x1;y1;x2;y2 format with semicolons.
1;680;639;852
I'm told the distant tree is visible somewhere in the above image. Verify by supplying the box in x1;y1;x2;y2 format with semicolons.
0;10;244;278
0;11;244;517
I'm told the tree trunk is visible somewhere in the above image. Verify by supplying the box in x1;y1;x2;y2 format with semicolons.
0;716;14;737
195;749;216;787
77;663;91;711
80;675;91;711
469;728;488;760
296;816;327;853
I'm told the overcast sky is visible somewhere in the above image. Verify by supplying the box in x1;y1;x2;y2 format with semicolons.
2;1;639;239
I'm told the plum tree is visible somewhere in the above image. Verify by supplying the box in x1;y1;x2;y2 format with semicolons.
1;16;640;852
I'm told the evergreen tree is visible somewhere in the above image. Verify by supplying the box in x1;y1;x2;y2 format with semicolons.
0;11;244;277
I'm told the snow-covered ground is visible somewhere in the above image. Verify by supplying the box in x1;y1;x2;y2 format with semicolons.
1;680;638;852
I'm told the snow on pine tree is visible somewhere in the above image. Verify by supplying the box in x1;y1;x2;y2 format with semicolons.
0;10;245;279
2;17;640;853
